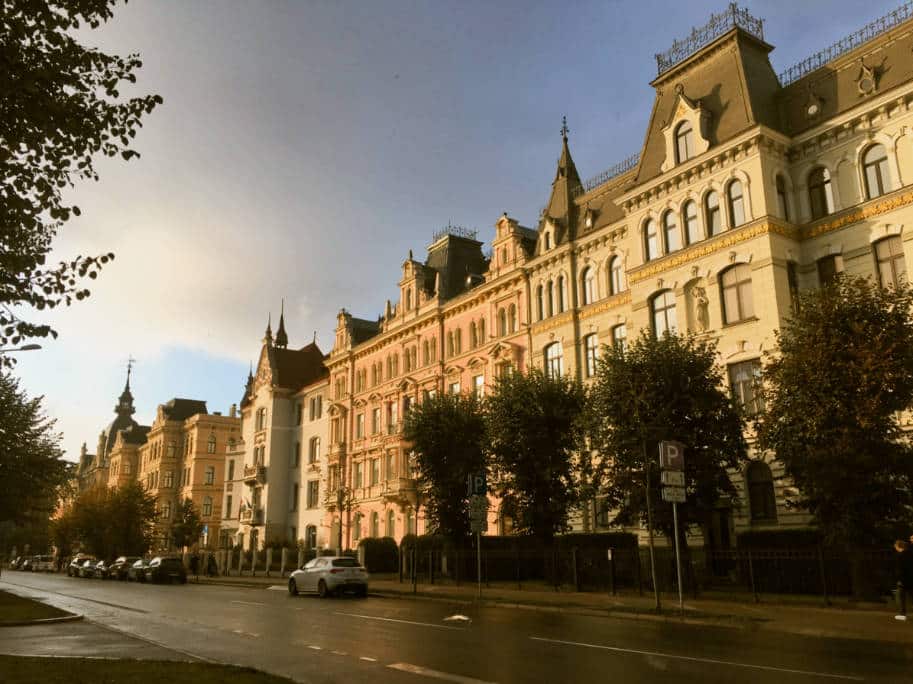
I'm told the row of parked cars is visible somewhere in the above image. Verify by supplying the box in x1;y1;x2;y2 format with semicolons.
66;554;187;584
7;555;56;572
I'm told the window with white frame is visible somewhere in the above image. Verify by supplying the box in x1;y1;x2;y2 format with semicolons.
727;180;746;227
863;144;892;199
674;120;694;164
609;256;625;295
308;436;320;463
612;324;627;351
307;480;319;509
473;374;484;398
728;359;763;415
651;290;677;338
874;236;906;288
720;264;755;324
683;200;700;244
663;210;681;253
808;167;834;219
207;434;216;454
705;191;722;236
581;267;595;305
643;219;659;261
584;334;599;378
544;342;564;379
204;465;215;485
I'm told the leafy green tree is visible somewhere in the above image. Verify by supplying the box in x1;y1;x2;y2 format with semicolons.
0;372;71;525
69;485;114;558
108;481;156;555
588;331;747;540
170;499;203;551
1;0;162;359
757;276;913;547
486;369;588;541
403;392;486;541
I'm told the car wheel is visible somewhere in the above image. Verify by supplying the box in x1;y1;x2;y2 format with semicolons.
317;579;330;598
288;578;298;596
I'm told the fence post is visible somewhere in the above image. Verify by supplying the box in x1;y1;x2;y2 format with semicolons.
817;545;830;607
572;547;580;592
748;550;758;603
516;547;521;590
238;550;245;575
635;547;644;596
280;548;287;577
411;544;417;594
429;550;434;585
398;546;404;584
455;548;460;586
608;548;616;596
226;549;234;575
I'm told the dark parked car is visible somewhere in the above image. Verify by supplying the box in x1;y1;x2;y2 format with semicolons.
145;556;187;584
110;556;141;581
67;555;95;577
129;558;151;582
93;559;112;579
19;557;33;572
78;559;97;578
9;556;22;570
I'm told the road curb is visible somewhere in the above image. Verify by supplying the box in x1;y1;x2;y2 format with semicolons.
0;613;84;627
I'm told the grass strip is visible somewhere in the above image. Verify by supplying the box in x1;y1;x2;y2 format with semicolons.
0;590;69;624
0;656;298;683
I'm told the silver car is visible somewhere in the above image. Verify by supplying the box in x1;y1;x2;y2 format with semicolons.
288;556;368;598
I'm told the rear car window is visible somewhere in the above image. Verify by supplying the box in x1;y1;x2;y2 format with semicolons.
332;558;359;567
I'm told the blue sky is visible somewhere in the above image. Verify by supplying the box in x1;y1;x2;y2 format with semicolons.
12;0;901;460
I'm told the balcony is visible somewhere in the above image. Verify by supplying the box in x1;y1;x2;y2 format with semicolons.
242;464;267;486
386;423;400;435
382;477;416;503
328;441;346;464
239;507;263;525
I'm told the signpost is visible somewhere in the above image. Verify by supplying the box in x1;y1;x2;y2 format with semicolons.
468;473;487;598
659;441;686;615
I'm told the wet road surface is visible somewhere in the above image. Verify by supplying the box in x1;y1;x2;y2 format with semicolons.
2;572;912;683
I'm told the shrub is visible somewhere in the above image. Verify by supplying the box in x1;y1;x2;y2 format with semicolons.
358;537;399;573
737;528;821;550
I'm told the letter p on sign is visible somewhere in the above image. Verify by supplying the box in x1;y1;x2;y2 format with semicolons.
659;441;685;470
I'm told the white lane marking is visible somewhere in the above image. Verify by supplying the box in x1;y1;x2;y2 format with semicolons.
267;585;287;591
443;614;472;623
360;656;378;662
331;650;348;656
388;662;497;684
334;612;462;631
230;600;265;606
308;645;322;650
529;636;864;681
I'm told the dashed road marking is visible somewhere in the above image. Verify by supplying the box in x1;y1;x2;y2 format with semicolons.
230;600;265;607
360;656;377;662
331;650;348;656
307;645;322;650
387;662;497;683
529;636;864;681
334;612;463;631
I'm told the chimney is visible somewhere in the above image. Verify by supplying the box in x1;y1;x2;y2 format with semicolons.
229;403;237;418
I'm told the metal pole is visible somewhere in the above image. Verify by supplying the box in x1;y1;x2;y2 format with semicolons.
643;440;661;612
476;531;482;599
672;501;684;616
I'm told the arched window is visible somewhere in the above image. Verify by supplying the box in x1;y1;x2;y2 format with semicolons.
386;509;395;537
544;342;564;379
663;210;681;253
609;256;625;294
674;120;694;164
775;174;790;221
583;334;599;378
547;280;555;317
469;322;478;349
705;191;722;236
478;318;486;343
727;180;745;227
683;200;700;245
202;496;213;517
204;465;215;485
536;285;545;321
863;144;891;199
371;511;380;538
508;304;518;332
874;236;906;288
498;308;507;336
557;275;566;313
612;324;627;351
207;434;216;454
808;167;834;219
581;267;595;305
746;460;777;522
650;290;677;338
720;264;754;324
644;219;659;261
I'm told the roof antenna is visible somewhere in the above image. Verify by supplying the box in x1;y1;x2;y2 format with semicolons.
313;330;317;344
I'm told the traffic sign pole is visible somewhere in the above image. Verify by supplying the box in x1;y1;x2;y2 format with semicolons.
672;501;684;616
477;531;482;599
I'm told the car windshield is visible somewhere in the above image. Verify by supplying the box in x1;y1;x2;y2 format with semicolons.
332;558;359;568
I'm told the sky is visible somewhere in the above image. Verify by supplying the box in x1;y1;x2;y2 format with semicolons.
11;0;903;461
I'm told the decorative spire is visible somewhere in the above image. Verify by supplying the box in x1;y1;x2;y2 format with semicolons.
275;299;288;349
115;360;136;417
560;115;569;142
263;313;273;346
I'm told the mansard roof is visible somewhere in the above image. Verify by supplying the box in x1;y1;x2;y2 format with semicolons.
269;342;328;390
162;398;209;422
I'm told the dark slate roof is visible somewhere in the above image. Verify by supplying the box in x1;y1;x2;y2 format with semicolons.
633;29;782;186
101;414;139;457
162;398;209;422
120;424;150;446
270;342;328;391
349;319;380;346
424;234;487;301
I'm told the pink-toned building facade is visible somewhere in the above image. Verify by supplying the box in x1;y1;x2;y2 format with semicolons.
325;214;536;547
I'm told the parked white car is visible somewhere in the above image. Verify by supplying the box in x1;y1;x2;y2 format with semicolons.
32;555;56;572
288;556;368;598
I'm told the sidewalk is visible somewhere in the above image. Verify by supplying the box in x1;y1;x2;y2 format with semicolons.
192;571;913;645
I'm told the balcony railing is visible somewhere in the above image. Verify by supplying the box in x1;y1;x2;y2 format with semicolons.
242;464;266;485
239;507;263;525
386;422;400;435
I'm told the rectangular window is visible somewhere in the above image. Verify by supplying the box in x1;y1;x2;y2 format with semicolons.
403;395;413;415
227;460;235;481
612;325;627;351
354;461;363;489
291;441;300;468
225;494;233;519
729;359;763;416
584;334;599;378
787;262;800;315
875;236;906;289
372;407;381;434
449;381;461;395
356;413;365;439
371;458;380;486
817;255;839;287
307;481;319;509
310;396;322;420
473;375;484;398
385;452;396;480
386;401;398;433
296;403;303;425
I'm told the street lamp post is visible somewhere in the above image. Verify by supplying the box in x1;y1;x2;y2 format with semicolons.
409;451;421;594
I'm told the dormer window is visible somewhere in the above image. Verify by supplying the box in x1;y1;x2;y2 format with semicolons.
404;289;412;311
675;121;694;164
544;233;551;250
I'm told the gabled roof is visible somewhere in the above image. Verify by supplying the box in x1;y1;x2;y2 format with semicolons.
269;342;328;391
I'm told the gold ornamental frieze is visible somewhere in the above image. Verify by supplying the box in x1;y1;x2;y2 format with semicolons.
803;188;913;239
530;311;574;335
578;292;632;320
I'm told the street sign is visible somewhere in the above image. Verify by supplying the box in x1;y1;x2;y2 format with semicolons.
659;441;685;471
661;486;686;503
469;494;488;516
470;518;486;533
467;472;487;497
660;470;685;487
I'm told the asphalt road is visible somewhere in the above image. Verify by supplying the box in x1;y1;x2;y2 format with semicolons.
2;571;912;683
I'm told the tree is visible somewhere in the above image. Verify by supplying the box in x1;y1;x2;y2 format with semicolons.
107;481;156;555
757;276;913;548
1;1;162;359
170;499;203;551
0;371;71;525
403;392;487;541
588;331;747;541
486;369;588;541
